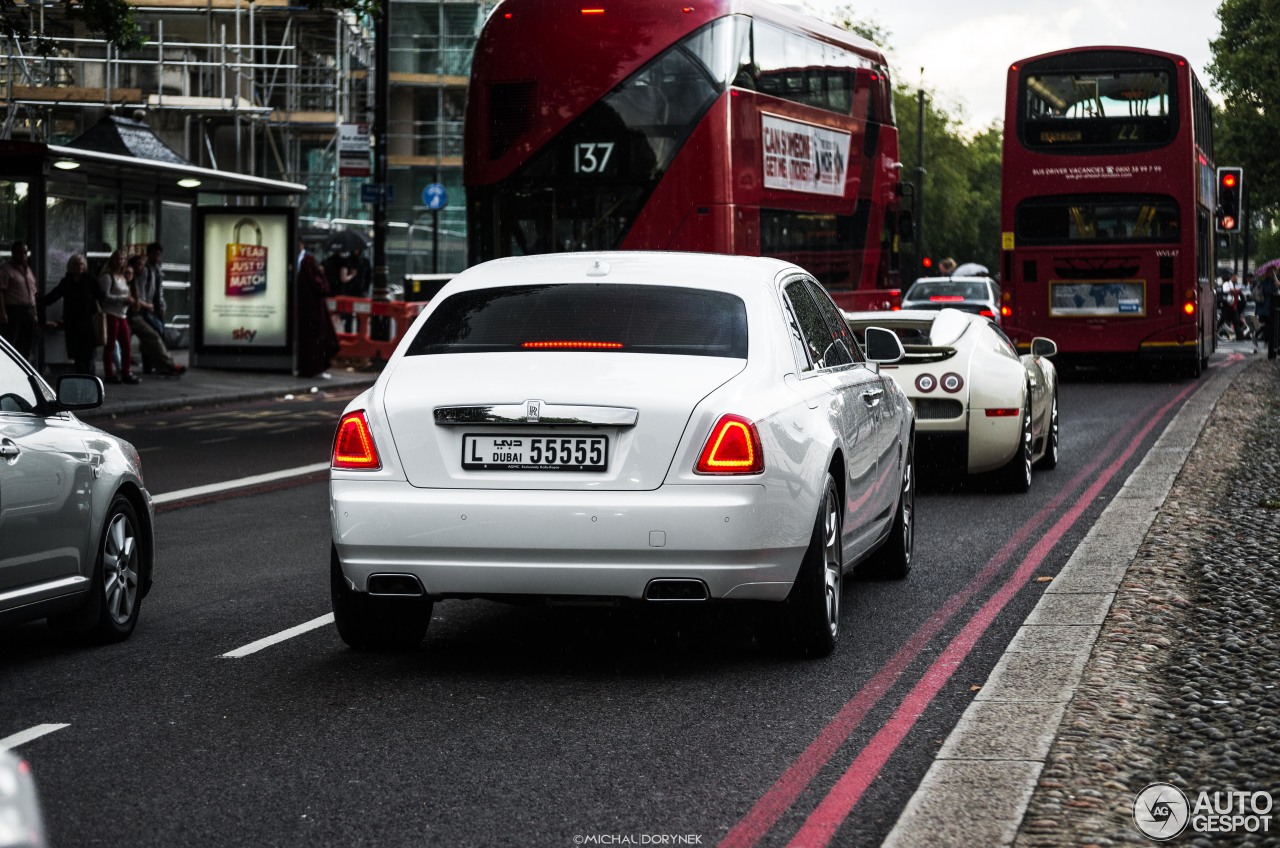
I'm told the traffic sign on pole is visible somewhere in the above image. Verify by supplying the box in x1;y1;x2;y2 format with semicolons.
422;183;448;211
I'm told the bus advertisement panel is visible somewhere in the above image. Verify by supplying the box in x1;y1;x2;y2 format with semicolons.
1000;47;1216;377
464;0;906;310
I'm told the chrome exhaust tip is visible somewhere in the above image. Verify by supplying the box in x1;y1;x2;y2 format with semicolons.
367;574;426;596
644;578;710;601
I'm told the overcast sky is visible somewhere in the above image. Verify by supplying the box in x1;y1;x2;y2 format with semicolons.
800;0;1223;131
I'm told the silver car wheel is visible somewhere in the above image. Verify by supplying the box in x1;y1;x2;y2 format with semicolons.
1017;404;1033;487
822;486;841;638
102;512;139;626
900;445;914;568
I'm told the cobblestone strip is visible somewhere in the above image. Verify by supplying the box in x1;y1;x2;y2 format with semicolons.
1013;357;1280;848
882;358;1260;848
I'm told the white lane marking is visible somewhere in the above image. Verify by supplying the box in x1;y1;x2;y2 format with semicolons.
153;462;329;505
220;613;335;658
0;724;70;751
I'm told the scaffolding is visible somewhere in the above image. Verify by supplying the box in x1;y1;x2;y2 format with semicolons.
0;0;374;221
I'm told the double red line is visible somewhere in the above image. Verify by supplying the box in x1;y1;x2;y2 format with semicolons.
721;381;1199;848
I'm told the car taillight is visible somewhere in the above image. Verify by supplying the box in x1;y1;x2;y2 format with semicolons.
696;414;764;474
332;411;382;470
985;408;1020;417
979;308;996;318
929;296;965;302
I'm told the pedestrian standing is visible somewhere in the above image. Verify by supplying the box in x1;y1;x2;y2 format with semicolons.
42;253;102;375
0;241;39;362
141;242;167;338
98;250;139;384
1245;273;1263;354
1222;273;1245;341
1262;269;1280;360
295;252;340;378
126;251;184;376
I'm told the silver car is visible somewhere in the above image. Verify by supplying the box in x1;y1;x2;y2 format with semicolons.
0;336;154;642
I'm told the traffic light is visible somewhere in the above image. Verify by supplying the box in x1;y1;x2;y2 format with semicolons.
921;256;933;271
1217;167;1243;233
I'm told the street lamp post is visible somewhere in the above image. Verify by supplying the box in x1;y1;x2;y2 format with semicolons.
370;0;391;341
916;79;926;274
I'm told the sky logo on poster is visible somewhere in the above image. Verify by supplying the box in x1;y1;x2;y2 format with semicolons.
232;327;258;342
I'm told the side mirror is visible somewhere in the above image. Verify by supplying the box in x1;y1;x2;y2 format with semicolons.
55;375;105;411
1030;337;1057;358
864;326;904;364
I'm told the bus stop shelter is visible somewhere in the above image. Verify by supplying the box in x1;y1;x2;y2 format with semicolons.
0;115;305;372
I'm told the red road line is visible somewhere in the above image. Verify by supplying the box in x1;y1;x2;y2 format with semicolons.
784;380;1198;847
719;387;1188;848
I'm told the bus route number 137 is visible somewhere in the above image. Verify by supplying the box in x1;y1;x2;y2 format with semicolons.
573;142;615;174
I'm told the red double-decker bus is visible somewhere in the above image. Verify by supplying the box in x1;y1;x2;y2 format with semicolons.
1000;47;1217;377
464;0;906;309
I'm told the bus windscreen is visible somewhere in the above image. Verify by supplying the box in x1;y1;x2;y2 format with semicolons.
1021;68;1175;150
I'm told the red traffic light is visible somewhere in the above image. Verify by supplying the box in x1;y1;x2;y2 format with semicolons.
1222;173;1237;189
922;257;933;268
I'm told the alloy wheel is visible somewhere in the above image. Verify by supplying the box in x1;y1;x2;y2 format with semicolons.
102;512;139;626
822;487;841;639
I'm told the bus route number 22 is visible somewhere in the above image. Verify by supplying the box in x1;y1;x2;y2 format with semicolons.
573;142;615;175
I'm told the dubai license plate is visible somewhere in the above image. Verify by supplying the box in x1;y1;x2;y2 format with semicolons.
462;434;608;472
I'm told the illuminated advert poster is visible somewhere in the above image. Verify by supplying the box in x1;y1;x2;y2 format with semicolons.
762;113;850;197
1050;281;1146;317
200;211;290;348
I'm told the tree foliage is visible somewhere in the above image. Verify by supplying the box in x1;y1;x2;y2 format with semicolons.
1209;0;1280;264
821;4;1004;277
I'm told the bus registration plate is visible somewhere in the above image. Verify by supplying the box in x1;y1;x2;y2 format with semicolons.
462;434;608;472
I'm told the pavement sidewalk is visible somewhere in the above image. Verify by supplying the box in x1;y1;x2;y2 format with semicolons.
76;348;376;420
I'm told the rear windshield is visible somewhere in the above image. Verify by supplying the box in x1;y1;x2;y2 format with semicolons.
906;282;990;301
405;284;748;357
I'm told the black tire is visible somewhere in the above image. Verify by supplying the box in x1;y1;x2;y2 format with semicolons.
331;547;431;650
777;474;843;658
863;434;915;579
88;496;144;643
997;398;1033;493
1035;392;1059;470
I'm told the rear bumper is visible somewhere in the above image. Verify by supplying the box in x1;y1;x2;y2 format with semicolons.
330;480;805;602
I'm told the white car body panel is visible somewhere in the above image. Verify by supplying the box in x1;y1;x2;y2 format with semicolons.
331;252;915;603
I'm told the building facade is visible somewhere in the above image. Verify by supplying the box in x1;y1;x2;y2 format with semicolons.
2;0;493;283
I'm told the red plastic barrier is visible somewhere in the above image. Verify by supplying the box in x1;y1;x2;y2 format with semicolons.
326;297;428;362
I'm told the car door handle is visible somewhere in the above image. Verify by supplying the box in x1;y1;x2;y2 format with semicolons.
0;440;18;460
861;388;884;407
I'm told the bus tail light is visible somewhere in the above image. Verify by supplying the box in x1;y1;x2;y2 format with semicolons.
696;414;763;474
333;411;382;470
1183;301;1195;316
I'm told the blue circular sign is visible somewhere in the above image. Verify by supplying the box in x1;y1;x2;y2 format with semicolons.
422;183;448;210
